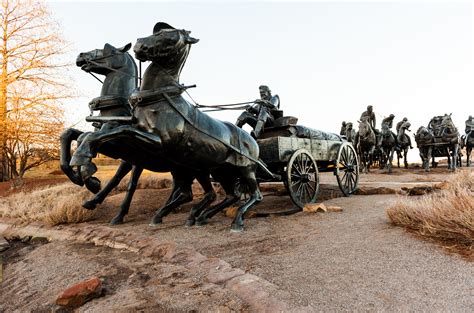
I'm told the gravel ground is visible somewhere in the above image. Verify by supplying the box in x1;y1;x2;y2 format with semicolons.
1;168;472;311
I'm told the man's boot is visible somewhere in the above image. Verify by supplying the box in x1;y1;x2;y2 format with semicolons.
251;120;265;139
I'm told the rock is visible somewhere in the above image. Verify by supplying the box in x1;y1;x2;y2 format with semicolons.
326;206;343;212
303;203;327;213
401;186;435;196
434;181;450;190
0;237;10;252
56;277;102;307
355;186;398;195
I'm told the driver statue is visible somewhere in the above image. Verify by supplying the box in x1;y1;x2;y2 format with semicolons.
236;85;280;139
340;121;347;136
464;115;473;145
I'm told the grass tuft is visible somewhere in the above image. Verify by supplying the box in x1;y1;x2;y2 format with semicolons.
387;170;474;258
0;183;95;226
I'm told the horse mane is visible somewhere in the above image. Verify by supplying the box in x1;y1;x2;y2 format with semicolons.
125;52;138;88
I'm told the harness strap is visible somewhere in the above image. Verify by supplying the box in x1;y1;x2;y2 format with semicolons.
162;93;278;179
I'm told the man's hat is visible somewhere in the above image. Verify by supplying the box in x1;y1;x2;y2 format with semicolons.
259;85;271;92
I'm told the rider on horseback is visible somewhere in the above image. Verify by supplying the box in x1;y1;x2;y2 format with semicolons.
236;85;280;139
396;117;413;149
360;105;376;131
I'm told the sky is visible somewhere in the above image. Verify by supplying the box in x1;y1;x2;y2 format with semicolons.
48;0;473;161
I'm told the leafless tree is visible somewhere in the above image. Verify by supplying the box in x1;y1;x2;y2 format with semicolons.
0;0;71;182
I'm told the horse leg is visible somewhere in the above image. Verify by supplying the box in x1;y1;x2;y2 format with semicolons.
387;147;395;173
60;128;85;186
426;147;432;172
185;173;217;227
467;146;472;167
111;166;144;225
404;148;408;168
150;175;194;225
195;177;241;226
231;166;263;232
70;125;163;180
83;161;133;210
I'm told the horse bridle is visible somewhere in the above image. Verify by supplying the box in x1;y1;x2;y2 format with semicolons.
84;50;142;86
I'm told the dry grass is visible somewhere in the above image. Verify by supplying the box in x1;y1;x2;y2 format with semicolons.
0;183;95;226
114;175;173;192
387;170;474;259
0;174;174;226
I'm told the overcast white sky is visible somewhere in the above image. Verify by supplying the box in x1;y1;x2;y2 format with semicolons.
48;0;473;161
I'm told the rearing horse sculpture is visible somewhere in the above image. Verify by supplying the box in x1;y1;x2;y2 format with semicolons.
71;22;263;232
64;43;217;226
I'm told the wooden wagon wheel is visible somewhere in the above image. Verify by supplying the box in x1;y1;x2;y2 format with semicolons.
286;149;319;208
335;142;359;196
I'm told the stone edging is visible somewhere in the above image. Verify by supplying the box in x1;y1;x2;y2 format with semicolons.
0;219;311;312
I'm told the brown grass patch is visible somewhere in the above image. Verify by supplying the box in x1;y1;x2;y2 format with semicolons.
387;170;474;260
0;183;95;226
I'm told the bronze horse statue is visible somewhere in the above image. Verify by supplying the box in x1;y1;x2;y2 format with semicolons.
396;121;411;168
71;23;263;232
378;123;397;173
415;115;460;172
62;43;216;226
354;119;376;173
415;126;434;172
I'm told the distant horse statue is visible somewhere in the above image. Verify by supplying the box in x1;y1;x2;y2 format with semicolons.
355;119;376;173
415;126;434;172
379;124;397;173
396;121;411;168
440;114;460;170
62;43;216;225
464;132;474;167
70;22;264;232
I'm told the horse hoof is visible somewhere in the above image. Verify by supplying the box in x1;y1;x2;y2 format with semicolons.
230;223;244;232
184;219;195;227
110;216;124;225
195;218;208;227
149;216;162;226
82;200;97;210
84;177;101;194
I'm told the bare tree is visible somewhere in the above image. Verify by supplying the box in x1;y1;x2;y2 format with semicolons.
0;0;70;182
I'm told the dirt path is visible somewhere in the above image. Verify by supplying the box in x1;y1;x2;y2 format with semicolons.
1;169;473;311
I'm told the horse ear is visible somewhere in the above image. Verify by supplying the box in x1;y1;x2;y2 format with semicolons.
118;43;132;52
103;43;115;54
185;36;199;44
183;30;199;44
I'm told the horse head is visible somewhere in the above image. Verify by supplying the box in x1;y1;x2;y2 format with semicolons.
134;22;199;64
415;126;433;145
381;124;391;137
77;43;133;76
358;119;371;138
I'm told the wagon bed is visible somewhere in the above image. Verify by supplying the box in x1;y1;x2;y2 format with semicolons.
256;125;359;209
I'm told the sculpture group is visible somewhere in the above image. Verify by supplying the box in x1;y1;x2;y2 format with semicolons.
341;106;472;173
61;22;362;231
61;22;470;231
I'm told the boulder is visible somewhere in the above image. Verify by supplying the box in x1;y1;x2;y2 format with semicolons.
56;277;102;307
